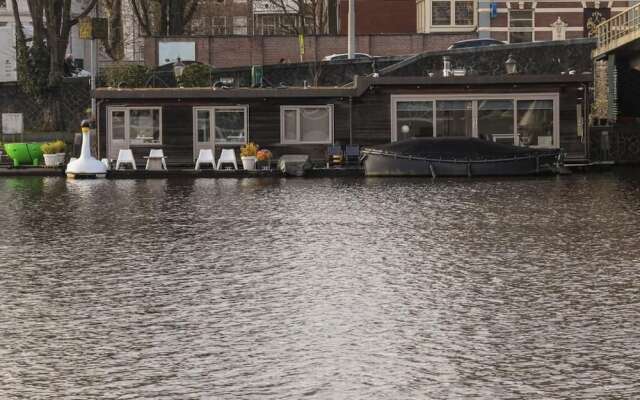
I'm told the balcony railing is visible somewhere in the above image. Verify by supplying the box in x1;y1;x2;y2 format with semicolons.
594;2;640;58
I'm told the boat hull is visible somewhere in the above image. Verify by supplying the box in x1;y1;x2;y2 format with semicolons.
363;152;560;177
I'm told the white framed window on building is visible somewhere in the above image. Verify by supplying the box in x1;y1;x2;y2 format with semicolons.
509;9;534;43
233;16;248;35
192;106;248;160
280;105;333;144
391;94;559;148
418;0;476;33
212;16;227;35
108;107;162;159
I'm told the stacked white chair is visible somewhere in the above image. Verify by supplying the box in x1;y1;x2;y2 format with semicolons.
115;149;136;170
145;149;167;170
195;149;216;170
216;149;238;170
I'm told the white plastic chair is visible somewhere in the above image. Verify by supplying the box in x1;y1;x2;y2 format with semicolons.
115;149;136;170
145;149;167;171
101;158;111;171
195;149;216;171
216;148;238;170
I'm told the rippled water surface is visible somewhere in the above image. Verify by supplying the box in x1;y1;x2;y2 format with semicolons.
1;171;640;399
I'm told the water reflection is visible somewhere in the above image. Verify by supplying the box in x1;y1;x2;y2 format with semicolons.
1;170;639;399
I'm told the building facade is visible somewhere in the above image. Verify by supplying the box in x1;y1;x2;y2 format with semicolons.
417;1;639;42
337;0;416;34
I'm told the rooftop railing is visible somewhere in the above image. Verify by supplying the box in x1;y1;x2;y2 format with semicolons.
594;2;640;58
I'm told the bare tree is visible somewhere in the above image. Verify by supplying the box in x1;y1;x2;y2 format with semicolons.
129;0;199;36
102;0;124;60
11;0;98;131
261;0;328;35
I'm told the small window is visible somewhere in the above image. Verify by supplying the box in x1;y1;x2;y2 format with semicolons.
212;16;227;35
281;106;333;144
432;0;474;27
233;16;247;35
215;108;247;144
129;109;161;144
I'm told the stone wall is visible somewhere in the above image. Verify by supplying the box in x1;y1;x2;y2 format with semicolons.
144;33;476;68
0;78;90;134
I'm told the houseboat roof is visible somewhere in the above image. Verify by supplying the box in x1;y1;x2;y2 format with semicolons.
94;74;593;100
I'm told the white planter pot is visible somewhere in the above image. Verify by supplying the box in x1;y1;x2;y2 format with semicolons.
56;153;66;165
241;156;257;171
43;154;60;167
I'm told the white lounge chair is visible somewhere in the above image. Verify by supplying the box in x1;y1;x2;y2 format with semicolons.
216;148;238;170
115;149;136;170
145;149;167;171
195;149;216;170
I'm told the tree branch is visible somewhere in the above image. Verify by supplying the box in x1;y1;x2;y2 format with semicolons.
69;0;98;26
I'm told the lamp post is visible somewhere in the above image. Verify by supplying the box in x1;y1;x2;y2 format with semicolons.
174;57;185;83
505;54;518;74
347;0;356;59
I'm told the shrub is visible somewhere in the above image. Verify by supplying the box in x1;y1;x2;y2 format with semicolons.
41;142;55;154
103;63;151;88
240;142;258;157
179;63;214;87
52;140;66;153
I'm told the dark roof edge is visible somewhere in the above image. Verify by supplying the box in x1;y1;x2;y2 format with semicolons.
95;74;592;100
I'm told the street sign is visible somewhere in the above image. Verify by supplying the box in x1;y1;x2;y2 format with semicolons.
79;17;108;40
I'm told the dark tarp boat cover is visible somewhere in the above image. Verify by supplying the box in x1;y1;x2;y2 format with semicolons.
366;137;557;160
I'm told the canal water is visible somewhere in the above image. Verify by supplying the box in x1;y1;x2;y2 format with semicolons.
0;171;639;399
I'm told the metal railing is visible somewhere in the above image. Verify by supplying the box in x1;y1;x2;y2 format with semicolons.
595;2;640;57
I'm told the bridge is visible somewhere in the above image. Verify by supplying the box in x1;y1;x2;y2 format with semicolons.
590;3;640;164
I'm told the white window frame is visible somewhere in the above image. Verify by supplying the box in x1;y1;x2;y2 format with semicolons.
280;105;334;144
508;8;535;43
391;93;560;148
424;0;477;33
108;106;163;146
193;106;249;145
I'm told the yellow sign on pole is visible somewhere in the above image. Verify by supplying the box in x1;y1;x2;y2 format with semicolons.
298;34;305;61
79;16;93;40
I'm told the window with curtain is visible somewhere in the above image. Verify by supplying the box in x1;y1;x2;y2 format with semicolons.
281;106;333;144
436;101;472;137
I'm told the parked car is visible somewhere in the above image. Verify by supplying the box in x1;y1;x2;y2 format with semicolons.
447;39;506;50
322;53;374;62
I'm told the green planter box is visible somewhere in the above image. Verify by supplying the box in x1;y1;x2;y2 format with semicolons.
4;143;44;167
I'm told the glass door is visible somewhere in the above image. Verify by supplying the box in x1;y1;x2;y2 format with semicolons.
108;108;128;160
193;108;214;161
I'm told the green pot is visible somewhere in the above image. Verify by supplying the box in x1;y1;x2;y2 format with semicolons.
4;143;44;167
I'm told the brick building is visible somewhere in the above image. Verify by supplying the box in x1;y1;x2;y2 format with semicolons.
417;1;639;42
338;0;416;34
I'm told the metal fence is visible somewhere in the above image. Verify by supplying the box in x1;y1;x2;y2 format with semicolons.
595;2;640;57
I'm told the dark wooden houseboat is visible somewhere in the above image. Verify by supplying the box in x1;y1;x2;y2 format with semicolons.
94;73;592;168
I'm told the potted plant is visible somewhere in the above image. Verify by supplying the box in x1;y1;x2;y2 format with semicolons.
41;142;59;167
53;140;66;165
256;149;273;170
240;142;258;171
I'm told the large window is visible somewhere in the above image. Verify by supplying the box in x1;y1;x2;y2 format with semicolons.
215;109;247;143
509;10;534;43
281;106;333;144
517;100;554;147
193;107;248;145
108;107;162;145
392;95;559;148
432;0;474;26
396;101;433;141
478;100;514;144
129;109;161;144
436;100;472;137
